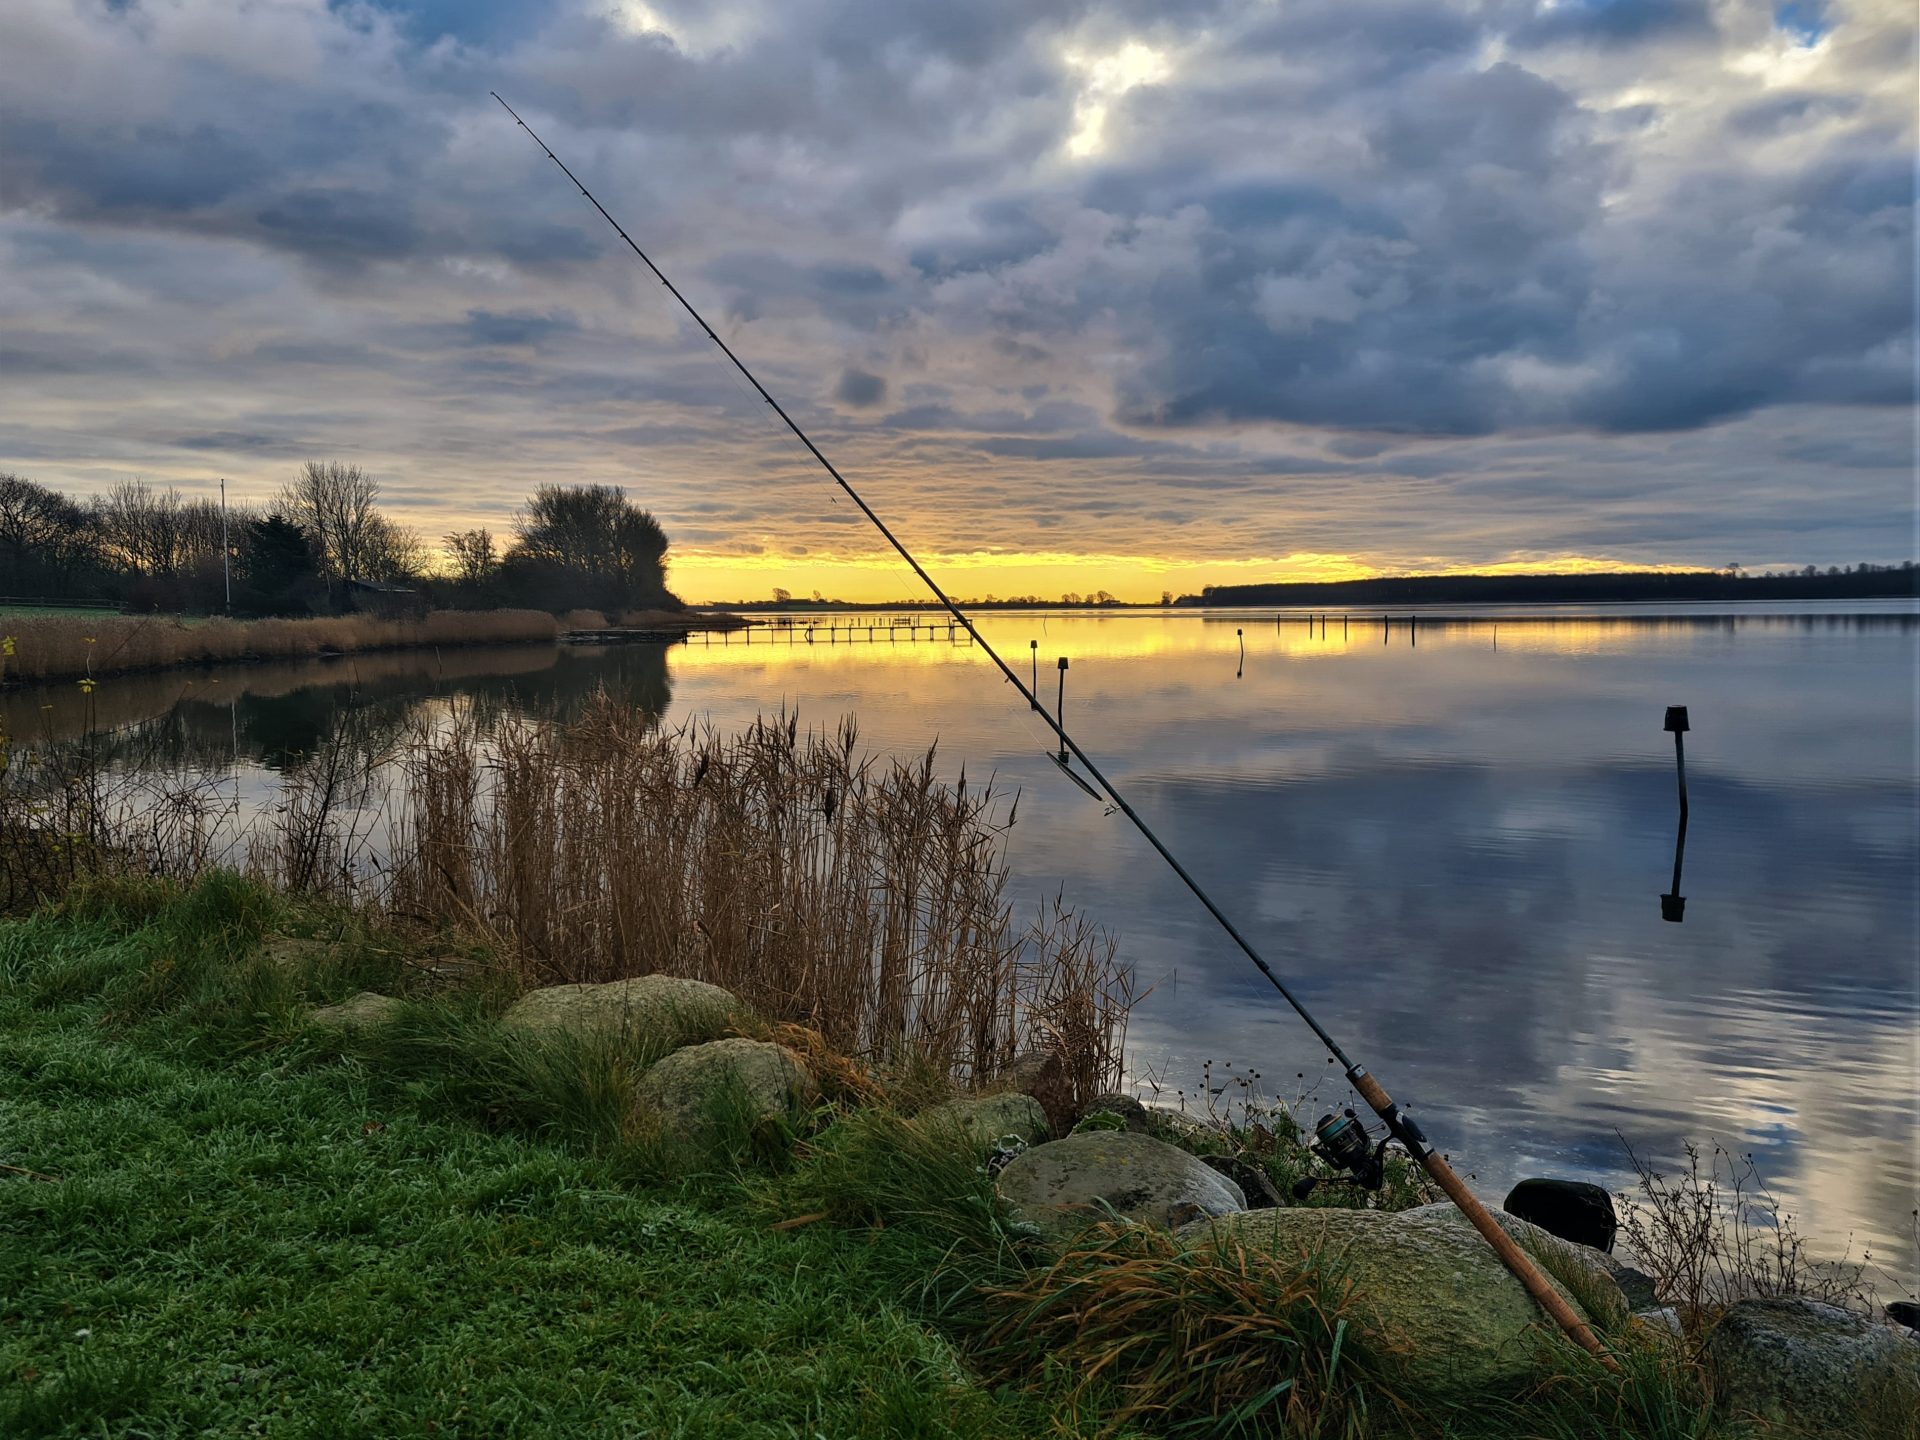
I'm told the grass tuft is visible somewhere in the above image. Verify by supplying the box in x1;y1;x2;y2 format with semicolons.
980;1221;1404;1439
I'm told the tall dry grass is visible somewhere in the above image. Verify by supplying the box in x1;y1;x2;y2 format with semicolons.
0;610;559;683
389;702;1133;1092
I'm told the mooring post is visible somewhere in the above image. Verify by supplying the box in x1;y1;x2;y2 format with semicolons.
1663;706;1691;920
1030;639;1039;705
1665;705;1689;820
1056;656;1070;763
1237;627;1245;679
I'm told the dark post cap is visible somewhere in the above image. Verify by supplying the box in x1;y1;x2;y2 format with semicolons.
1663;706;1690;734
1057;655;1069;670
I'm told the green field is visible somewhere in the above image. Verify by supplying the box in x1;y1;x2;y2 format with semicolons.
0;884;1089;1440
0;605;123;619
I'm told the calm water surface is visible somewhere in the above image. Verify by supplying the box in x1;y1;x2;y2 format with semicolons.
13;607;1917;1274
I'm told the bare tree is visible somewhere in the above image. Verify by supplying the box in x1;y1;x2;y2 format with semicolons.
443;528;499;586
277;461;384;587
0;473;99;594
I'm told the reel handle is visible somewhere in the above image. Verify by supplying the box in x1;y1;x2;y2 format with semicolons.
1348;1069;1619;1372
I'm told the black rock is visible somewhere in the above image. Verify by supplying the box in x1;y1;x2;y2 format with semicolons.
1200;1153;1283;1209
1502;1177;1618;1253
1888;1301;1920;1332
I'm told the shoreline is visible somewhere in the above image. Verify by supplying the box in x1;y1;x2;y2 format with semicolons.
0;607;754;688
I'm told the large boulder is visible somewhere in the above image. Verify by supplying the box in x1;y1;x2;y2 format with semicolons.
918;1093;1049;1148
1186;1203;1612;1394
1704;1297;1920;1437
634;1038;815;1147
310;991;405;1032
501;975;742;1052
1397;1201;1629;1329
997;1131;1245;1234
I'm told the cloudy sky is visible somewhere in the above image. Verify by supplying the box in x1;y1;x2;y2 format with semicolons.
2;0;1913;601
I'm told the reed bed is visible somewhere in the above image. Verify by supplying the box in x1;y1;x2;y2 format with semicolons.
0;610;560;683
389;702;1133;1092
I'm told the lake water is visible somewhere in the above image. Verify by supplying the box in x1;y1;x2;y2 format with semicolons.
10;605;1917;1277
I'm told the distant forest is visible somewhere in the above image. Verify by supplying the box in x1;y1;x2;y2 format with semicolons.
1188;566;1920;608
0;466;679;617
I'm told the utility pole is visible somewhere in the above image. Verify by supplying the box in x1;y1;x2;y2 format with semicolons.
220;477;231;613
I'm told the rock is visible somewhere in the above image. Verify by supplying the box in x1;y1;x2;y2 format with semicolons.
997;1131;1245;1234
310;991;405;1032
1503;1177;1618;1252
1593;1251;1662;1312
1704;1297;1920;1436
986;1050;1075;1134
1200;1153;1284;1208
1631;1307;1685;1342
501;975;742;1052
1187;1204;1609;1394
1076;1093;1150;1134
918;1093;1049;1148
1397;1202;1629;1330
634;1038;815;1147
986;1051;1056;1095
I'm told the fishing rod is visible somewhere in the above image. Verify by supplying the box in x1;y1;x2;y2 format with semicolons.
493;92;1616;1369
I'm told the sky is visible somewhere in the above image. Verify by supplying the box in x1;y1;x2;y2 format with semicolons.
1;0;1914;603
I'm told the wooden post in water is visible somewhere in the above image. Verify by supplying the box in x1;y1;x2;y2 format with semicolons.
1056;657;1070;763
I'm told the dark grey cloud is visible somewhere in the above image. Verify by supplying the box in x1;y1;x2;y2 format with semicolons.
833;367;887;407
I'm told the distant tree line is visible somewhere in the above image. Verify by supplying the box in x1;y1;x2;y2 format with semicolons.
0;466;678;618
1187;566;1920;608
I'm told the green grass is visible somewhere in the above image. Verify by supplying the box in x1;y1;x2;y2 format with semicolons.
4;875;1887;1440
0;604;123;619
0;887;1096;1439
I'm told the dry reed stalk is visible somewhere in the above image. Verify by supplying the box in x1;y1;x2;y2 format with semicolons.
388;700;1132;1093
1;610;560;683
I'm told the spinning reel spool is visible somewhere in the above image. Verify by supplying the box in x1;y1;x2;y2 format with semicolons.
1292;1103;1427;1200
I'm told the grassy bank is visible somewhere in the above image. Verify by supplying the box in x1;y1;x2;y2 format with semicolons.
0;880;1097;1439
0;611;563;685
8;875;1868;1440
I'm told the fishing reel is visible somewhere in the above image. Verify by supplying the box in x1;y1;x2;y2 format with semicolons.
1291;1107;1394;1199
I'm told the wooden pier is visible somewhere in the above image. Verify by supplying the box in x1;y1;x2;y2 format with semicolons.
696;616;974;646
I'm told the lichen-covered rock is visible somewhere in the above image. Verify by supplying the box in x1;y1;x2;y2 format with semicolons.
1704;1297;1920;1437
501;975;742;1051
997;1131;1245;1234
310;991;405;1032
1187;1204;1607;1394
918;1093;1049;1148
1397;1201;1629;1330
634;1038;815;1146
